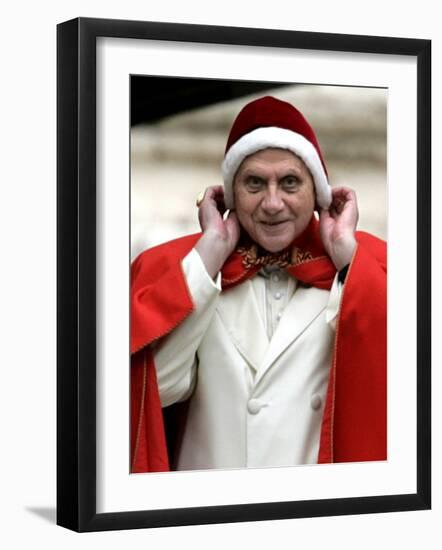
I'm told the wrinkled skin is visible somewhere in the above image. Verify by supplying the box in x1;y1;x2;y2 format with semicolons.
195;148;358;278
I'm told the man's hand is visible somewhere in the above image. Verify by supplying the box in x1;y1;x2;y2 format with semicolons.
319;187;359;271
195;186;241;279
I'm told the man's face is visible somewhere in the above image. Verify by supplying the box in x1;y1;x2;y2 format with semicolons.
233;148;316;253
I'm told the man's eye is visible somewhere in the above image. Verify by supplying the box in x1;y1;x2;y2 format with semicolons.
282;176;300;190
246;177;264;190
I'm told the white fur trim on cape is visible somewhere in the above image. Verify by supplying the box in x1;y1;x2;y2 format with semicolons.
222;127;332;210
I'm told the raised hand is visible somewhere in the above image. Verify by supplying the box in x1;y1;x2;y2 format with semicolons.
195;186;241;278
319;186;359;271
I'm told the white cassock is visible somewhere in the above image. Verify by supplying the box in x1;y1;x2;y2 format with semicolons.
153;248;342;471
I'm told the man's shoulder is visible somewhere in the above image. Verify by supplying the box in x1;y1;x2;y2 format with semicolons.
135;233;201;261
131;233;202;279
355;230;387;263
356;230;386;247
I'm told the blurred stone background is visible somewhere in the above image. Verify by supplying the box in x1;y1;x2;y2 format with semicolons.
131;84;387;260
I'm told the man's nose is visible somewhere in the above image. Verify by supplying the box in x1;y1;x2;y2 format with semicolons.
261;185;285;214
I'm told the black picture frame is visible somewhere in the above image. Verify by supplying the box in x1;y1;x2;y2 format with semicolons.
57;17;431;532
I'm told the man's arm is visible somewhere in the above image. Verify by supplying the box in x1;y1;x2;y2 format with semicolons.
148;184;240;406
152;248;221;407
130;235;198;355
319;232;387;463
195;185;240;278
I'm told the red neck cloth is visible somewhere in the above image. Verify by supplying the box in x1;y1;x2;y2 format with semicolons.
221;215;336;291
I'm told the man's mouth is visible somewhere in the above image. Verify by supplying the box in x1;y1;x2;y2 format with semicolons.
260;220;289;226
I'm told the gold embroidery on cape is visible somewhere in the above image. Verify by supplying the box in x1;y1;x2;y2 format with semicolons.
236;244;313;270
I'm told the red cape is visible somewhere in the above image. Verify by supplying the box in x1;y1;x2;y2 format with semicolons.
130;218;387;472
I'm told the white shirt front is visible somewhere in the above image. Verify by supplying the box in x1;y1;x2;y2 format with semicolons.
153;248;342;471
252;264;297;341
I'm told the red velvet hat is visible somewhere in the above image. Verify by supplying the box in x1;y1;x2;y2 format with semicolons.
222;96;331;209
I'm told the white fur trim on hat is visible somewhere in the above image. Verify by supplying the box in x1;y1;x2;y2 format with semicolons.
222;126;332;210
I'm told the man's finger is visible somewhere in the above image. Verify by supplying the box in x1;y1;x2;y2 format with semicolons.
204;185;224;201
320;207;337;223
330;187;356;203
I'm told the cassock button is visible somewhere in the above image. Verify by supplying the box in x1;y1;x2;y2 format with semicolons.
311;394;322;411
247;398;263;414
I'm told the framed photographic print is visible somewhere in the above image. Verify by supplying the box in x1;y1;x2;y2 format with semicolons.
57;17;431;532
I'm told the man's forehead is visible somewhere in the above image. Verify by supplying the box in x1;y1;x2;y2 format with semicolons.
237;148;309;175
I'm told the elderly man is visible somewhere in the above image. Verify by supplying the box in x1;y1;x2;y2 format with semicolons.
130;96;386;473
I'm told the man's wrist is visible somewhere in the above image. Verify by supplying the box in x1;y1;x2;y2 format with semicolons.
331;236;356;271
195;231;231;279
